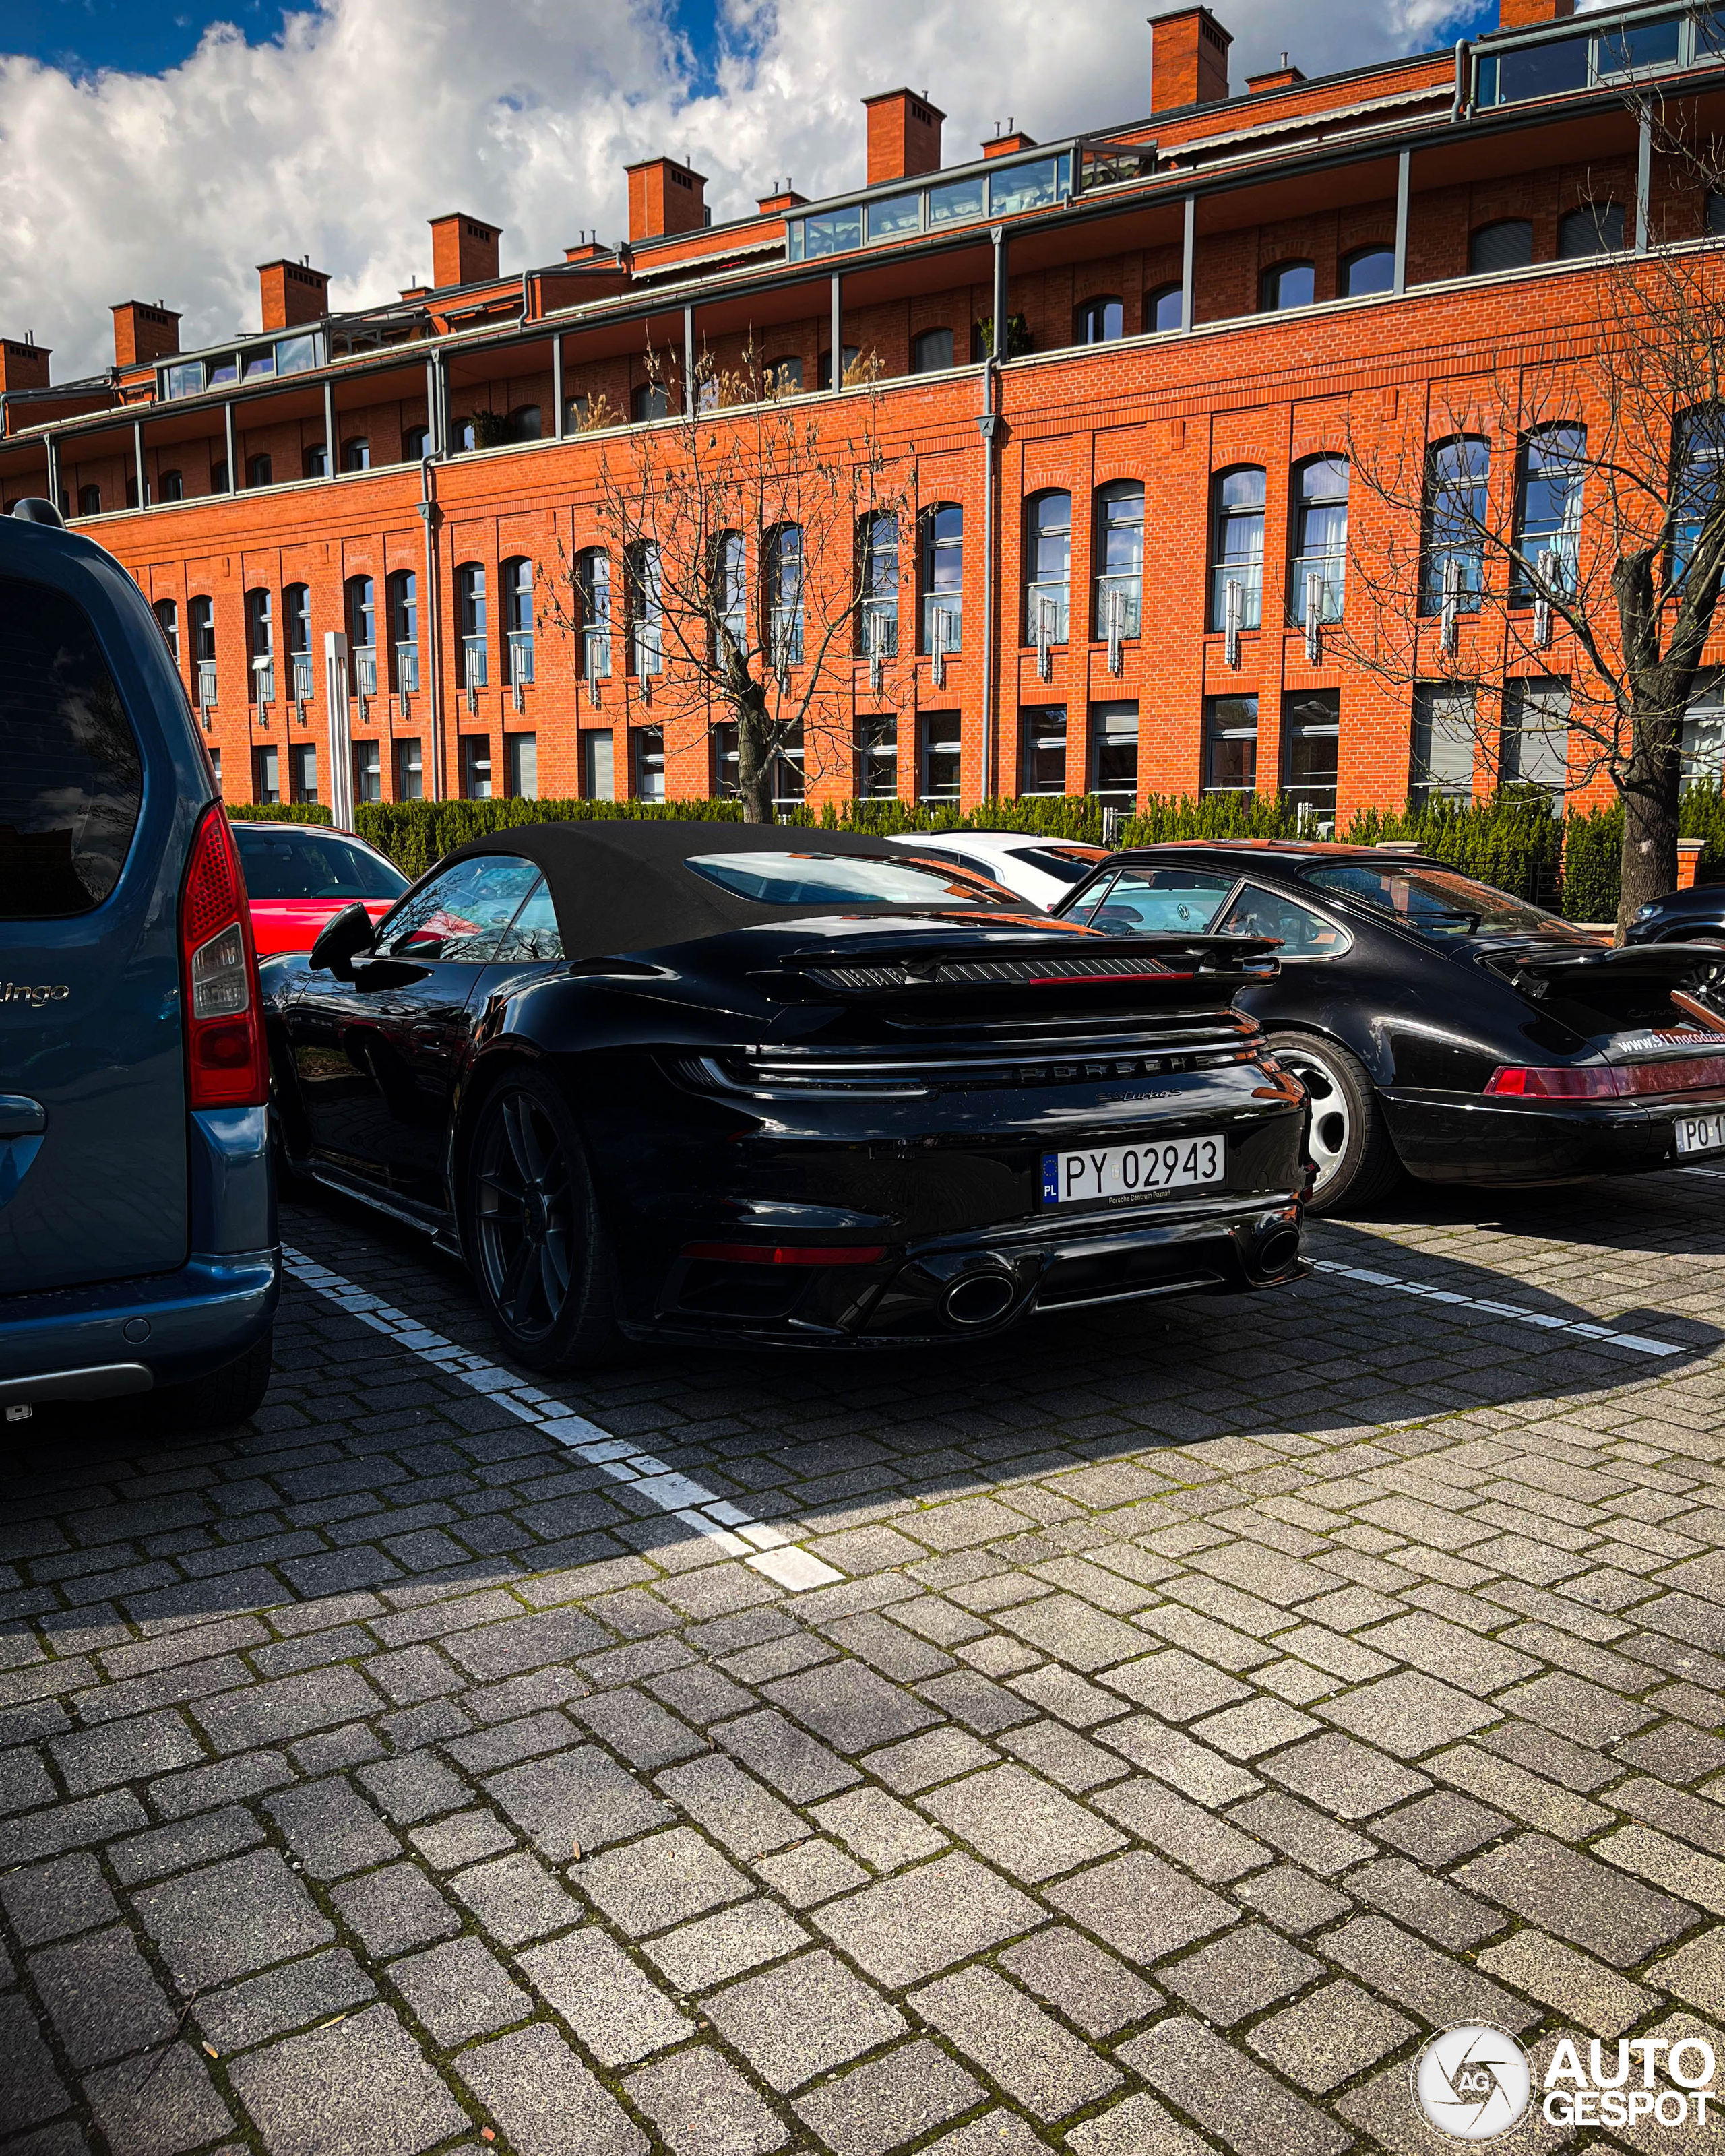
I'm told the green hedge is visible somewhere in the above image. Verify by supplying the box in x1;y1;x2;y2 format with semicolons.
225;802;332;826
354;796;774;881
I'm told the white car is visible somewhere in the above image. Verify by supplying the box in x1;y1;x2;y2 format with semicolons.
883;829;1112;911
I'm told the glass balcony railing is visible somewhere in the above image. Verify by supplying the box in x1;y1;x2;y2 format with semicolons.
507;630;534;685
1209;562;1263;633
196;659;218;707
582;629;612;679
860;598;898;658
1290;555;1345;625
1096;573;1142;639
250;657;274;705
395;642;419;695
1028;579;1069;645
353;646;377;698
769;605;804;668
923;598;962;655
462;635;488;689
290;652;315;700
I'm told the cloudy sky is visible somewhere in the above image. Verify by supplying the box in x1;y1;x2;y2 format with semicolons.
2;0;1511;380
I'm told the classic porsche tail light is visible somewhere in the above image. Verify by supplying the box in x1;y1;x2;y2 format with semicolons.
681;1242;887;1267
1485;1056;1725;1100
179;804;268;1110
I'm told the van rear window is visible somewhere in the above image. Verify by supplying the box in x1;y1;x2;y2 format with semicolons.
0;577;144;918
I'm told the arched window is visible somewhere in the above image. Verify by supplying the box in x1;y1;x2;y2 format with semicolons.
1470;220;1533;274
627;540;663;676
303;443;327;480
284;583;312;699
77;484;100;516
154;598;179;663
1024;490;1071;643
1558;203;1625;259
1421;437;1490;612
1515;424;1585;600
403;425;430;461
1671;406;1725;587
576;548;612;678
346;575;378;695
1292;456;1349;624
456;564;487;687
341;437;370;472
509;405;542;442
632;381;668;422
712;532;747;662
911;329;954;374
1341;246;1395;296
211;460;230;494
158;470;183;502
1147;283;1183;333
1094;480;1144;640
767;356;803;393
1210;468;1266;631
387;569;418;693
1259;260;1315;312
920;503;963;655
858;513;898;658
245;587;274;703
765;526;803;668
1075;296;1124;344
247;453;272;488
502;557;534;685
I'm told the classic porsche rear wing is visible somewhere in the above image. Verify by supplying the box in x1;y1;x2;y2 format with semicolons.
772;932;1282;999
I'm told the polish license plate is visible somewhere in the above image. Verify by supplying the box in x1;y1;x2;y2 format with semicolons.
1674;1110;1725;1155
1042;1134;1226;1205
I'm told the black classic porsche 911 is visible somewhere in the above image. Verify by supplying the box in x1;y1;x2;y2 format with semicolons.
1059;840;1725;1213
263;823;1311;1366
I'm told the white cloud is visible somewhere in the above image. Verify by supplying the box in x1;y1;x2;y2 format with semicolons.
1;0;1483;379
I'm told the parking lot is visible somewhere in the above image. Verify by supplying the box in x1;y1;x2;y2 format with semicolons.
3;1171;1725;2156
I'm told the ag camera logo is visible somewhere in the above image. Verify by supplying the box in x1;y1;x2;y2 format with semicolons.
1412;2025;1532;2140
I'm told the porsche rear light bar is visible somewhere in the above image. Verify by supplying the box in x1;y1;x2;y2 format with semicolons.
806;953;1182;993
681;1242;887;1266
1486;1055;1725;1099
179;804;268;1110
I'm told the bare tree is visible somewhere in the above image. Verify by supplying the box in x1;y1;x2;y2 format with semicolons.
540;343;908;823
1340;112;1725;936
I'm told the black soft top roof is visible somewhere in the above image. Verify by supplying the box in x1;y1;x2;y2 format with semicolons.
440;819;1022;961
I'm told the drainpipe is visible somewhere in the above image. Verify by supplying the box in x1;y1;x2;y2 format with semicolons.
978;224;1007;804
420;352;447;802
1451;40;1471;123
44;431;59;509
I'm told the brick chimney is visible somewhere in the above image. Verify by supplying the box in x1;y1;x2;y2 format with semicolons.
1497;0;1575;24
1150;7;1232;112
756;183;809;214
257;261;330;332
1245;59;1305;93
562;240;614;263
429;214;502;290
625;158;708;243
863;90;945;186
983;128;1038;159
0;337;50;394
111;301;181;368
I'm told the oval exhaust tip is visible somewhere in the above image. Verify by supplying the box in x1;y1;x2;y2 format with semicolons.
1257;1227;1302;1275
943;1272;1016;1328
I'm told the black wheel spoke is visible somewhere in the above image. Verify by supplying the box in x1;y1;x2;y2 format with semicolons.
472;1083;587;1348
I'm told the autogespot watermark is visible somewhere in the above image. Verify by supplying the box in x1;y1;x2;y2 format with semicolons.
1412;2026;1719;2138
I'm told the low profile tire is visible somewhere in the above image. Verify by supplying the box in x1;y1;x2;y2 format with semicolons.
1268;1030;1402;1217
150;1331;274;1434
462;1071;619;1370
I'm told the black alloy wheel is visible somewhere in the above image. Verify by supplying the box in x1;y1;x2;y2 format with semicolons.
466;1072;617;1368
1267;1029;1402;1217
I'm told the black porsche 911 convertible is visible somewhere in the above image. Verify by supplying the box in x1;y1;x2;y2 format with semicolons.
1059;840;1725;1214
262;823;1311;1367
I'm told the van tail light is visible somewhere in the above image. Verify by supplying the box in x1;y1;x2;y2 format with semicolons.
179;804;268;1109
1486;1056;1725;1100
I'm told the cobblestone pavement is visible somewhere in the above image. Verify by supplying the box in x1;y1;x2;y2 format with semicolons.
5;1172;1725;2156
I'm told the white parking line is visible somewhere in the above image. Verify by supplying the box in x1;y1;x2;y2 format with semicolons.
1311;1258;1684;1358
280;1245;844;1593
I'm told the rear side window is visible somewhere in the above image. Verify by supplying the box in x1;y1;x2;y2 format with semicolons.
232;825;406;901
1068;868;1236;933
0;576;144;918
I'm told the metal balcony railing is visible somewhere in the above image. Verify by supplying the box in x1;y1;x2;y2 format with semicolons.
508;630;535;686
461;635;488;689
1209;561;1263;633
250;657;274;705
394;642;419;695
290;652;315;701
196;659;218;708
353;646;378;698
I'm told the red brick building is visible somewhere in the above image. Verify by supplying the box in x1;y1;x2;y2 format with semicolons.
5;0;1724;825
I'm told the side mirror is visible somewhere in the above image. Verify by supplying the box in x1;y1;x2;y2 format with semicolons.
309;901;375;980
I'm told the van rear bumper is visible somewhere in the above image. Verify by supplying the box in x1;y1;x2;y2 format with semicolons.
0;1248;280;1400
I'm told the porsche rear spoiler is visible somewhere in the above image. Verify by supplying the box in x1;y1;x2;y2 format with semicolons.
771;932;1281;997
1502;943;1725;996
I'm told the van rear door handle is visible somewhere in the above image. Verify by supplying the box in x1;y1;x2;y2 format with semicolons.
0;1096;46;1139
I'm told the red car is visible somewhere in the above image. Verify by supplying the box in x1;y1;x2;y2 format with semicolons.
230;819;408;957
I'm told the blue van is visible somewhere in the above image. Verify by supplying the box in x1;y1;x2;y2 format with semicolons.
0;501;278;1428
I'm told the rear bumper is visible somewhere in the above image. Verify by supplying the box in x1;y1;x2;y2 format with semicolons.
627;1190;1307;1350
0;1248;280;1403
1380;1089;1715;1186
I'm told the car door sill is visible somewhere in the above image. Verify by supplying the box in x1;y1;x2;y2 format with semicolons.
301;1162;451;1242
